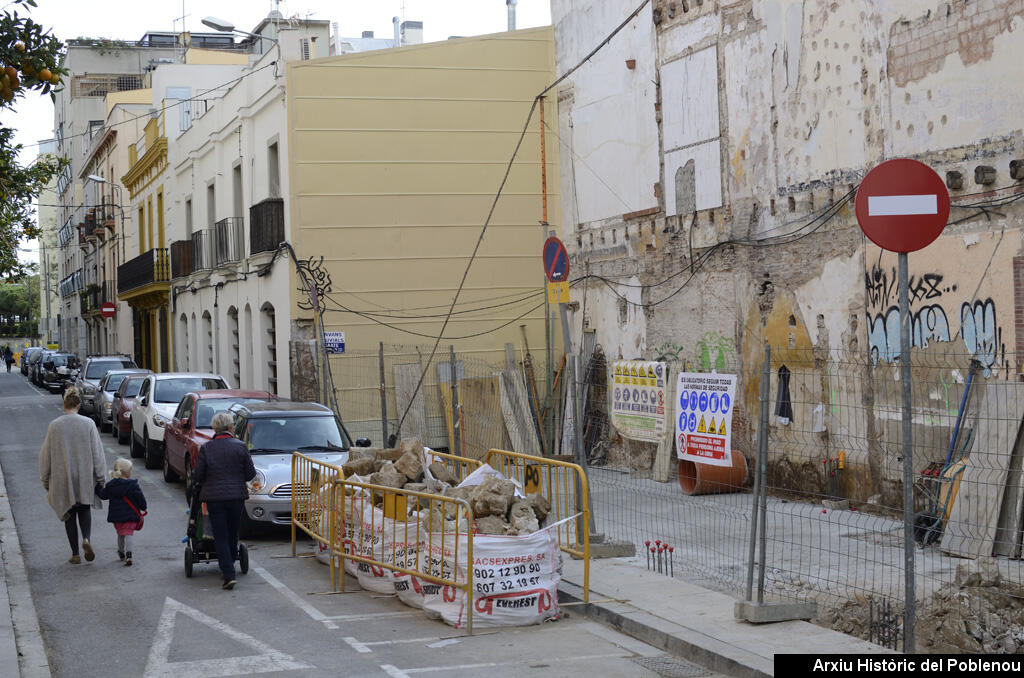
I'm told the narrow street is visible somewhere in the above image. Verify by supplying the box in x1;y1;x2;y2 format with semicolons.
0;369;669;677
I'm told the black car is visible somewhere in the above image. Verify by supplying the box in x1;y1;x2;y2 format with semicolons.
39;353;81;393
30;349;56;386
20;346;43;377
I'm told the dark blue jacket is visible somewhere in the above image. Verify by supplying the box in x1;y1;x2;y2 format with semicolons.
194;433;256;502
95;477;147;524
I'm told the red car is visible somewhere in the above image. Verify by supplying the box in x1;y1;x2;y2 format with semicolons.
162;389;278;485
113;374;150;445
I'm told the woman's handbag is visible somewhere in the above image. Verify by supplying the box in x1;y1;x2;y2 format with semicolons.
124;496;147;531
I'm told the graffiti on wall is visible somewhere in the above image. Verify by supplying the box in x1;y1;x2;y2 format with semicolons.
865;262;1006;372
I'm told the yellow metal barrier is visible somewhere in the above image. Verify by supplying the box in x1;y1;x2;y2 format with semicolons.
290;452;346;586
327;478;477;633
426;448;483;482
483;449;590;602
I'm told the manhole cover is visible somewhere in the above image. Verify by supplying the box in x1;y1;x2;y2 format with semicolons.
632;655;711;678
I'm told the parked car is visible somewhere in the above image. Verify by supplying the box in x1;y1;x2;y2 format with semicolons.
94;368;152;431
20;347;42;376
38;352;81;393
163;389;278;484
112;374;149;445
29;349;56;386
75;355;137;417
228;401;368;536
130;372;228;469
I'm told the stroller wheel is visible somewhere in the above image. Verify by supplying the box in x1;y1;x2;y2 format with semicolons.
238;543;249;575
184;546;194;578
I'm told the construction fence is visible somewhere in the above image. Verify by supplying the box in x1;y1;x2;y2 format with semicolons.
326;341;1024;653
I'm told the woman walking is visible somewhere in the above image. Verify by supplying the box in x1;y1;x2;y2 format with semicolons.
192;412;255;590
39;387;107;564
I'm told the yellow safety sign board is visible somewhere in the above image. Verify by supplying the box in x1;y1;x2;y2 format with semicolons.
718;419;727;435
697;416;706;433
547;281;571;304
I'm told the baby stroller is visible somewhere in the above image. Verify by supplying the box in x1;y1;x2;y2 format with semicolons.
184;481;249;578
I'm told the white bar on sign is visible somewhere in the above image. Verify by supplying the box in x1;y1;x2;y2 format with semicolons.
867;194;938;216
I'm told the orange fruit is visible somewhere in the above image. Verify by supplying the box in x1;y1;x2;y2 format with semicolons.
38;68;51;82
14;41;25;53
4;66;15;80
1;89;13;103
49;73;59;85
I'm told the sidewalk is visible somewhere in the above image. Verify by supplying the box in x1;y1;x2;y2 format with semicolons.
559;558;891;678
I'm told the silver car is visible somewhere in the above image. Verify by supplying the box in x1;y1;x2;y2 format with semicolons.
227;401;362;537
94;368;152;431
75;355;137;416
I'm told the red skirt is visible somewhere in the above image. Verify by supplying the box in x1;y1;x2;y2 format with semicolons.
114;521;137;536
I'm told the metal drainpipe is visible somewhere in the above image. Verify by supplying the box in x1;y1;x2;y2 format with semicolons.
507;0;517;31
393;16;400;47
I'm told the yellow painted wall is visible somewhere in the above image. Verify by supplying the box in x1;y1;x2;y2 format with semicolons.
106;88;152;117
286;27;561;363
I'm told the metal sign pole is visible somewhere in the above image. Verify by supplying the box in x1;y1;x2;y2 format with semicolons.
898;251;916;653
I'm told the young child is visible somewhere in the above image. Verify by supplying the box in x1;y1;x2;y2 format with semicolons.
95;458;147;566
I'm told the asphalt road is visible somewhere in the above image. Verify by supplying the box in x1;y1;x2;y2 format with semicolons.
0;369;671;678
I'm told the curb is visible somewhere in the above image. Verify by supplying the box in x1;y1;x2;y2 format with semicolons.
0;460;49;677
558;579;772;678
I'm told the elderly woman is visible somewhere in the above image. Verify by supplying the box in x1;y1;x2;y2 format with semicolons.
39;387;107;564
193;411;255;590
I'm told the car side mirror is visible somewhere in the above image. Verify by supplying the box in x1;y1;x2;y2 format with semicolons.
355;438;372;448
140;396;148;407
181;417;190;429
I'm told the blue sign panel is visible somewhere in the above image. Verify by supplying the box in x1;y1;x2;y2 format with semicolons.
324;331;346;354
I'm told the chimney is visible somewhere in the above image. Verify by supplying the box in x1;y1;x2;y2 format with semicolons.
400;20;423;45
507;0;517;31
393;16;400;48
362;31;374;38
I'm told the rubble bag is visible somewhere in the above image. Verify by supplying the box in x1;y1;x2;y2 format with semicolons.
422;525;563;629
395;532;462;616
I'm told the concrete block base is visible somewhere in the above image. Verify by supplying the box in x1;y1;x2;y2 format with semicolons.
570;538;636;559
734;599;817;623
822;499;850;510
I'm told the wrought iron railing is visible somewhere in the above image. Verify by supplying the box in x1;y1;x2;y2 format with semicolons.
170;240;193;279
249;198;284;255
117;248;169;295
214;217;244;266
191;229;213;271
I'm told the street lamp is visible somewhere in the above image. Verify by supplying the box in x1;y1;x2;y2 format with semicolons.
201;15;281;61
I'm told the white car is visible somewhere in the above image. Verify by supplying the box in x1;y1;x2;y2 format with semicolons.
131;372;228;469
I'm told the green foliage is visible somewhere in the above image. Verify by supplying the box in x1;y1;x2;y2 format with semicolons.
0;273;39;336
0;0;69;281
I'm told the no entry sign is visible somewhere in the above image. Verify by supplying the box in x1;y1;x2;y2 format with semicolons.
100;302;116;318
542;236;569;282
854;158;950;252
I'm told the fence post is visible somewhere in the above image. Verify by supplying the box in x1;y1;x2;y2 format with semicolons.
757;344;769;604
746;344;769;601
450;345;461;456
379;342;388;447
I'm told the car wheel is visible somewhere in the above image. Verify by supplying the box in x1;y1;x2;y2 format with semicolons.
130;429;144;458
100;415;111;433
162;452;180;483
117;424;129;445
238;543;249;575
144;430;161;470
184;458;193;491
184;546;194;578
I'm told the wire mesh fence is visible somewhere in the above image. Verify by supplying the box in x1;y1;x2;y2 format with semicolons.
325;340;1024;652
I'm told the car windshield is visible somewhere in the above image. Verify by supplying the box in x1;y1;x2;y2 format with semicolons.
86;359;133;379
104;374;130;392
154;377;227;403
121;378;144;398
51;355;76;367
247;416;349;454
194;398;271;428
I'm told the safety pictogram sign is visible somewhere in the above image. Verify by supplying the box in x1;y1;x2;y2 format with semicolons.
675;372;737;467
610;360;667;442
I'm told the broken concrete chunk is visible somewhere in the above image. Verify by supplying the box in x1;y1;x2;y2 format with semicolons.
403;482;427;494
342;457;377;478
349;448;376;462
525;493;551;523
956;557;1002;588
369;461;407;489
374;448;405;462
469;475;516;518
509;500;540;535
394;448;425;482
475;515;511;535
428;461;459;487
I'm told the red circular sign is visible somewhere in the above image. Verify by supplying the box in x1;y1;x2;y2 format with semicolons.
100;302;117;318
542;236;569;283
854;158;950;253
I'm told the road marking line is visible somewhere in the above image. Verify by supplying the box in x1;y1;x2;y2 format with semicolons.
343;636;441;654
867;194;938;216
143;597;313;677
253;564;338;627
382;652;628;675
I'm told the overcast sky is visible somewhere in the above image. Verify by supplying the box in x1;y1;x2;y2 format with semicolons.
4;0;552;263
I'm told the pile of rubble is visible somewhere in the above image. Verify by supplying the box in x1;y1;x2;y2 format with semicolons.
820;558;1024;653
341;440;551;536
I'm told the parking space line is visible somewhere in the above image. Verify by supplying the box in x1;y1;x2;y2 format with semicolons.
342;636;440;654
253;564;337;628
380;652;630;676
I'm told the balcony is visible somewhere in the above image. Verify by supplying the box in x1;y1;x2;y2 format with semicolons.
214;217;244;266
170;239;194;279
81;280;114;316
249;198;284;255
59;270;83;298
117;248;169;301
83;208;103;242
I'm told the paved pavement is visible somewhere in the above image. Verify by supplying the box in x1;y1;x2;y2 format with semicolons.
0;367;887;677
